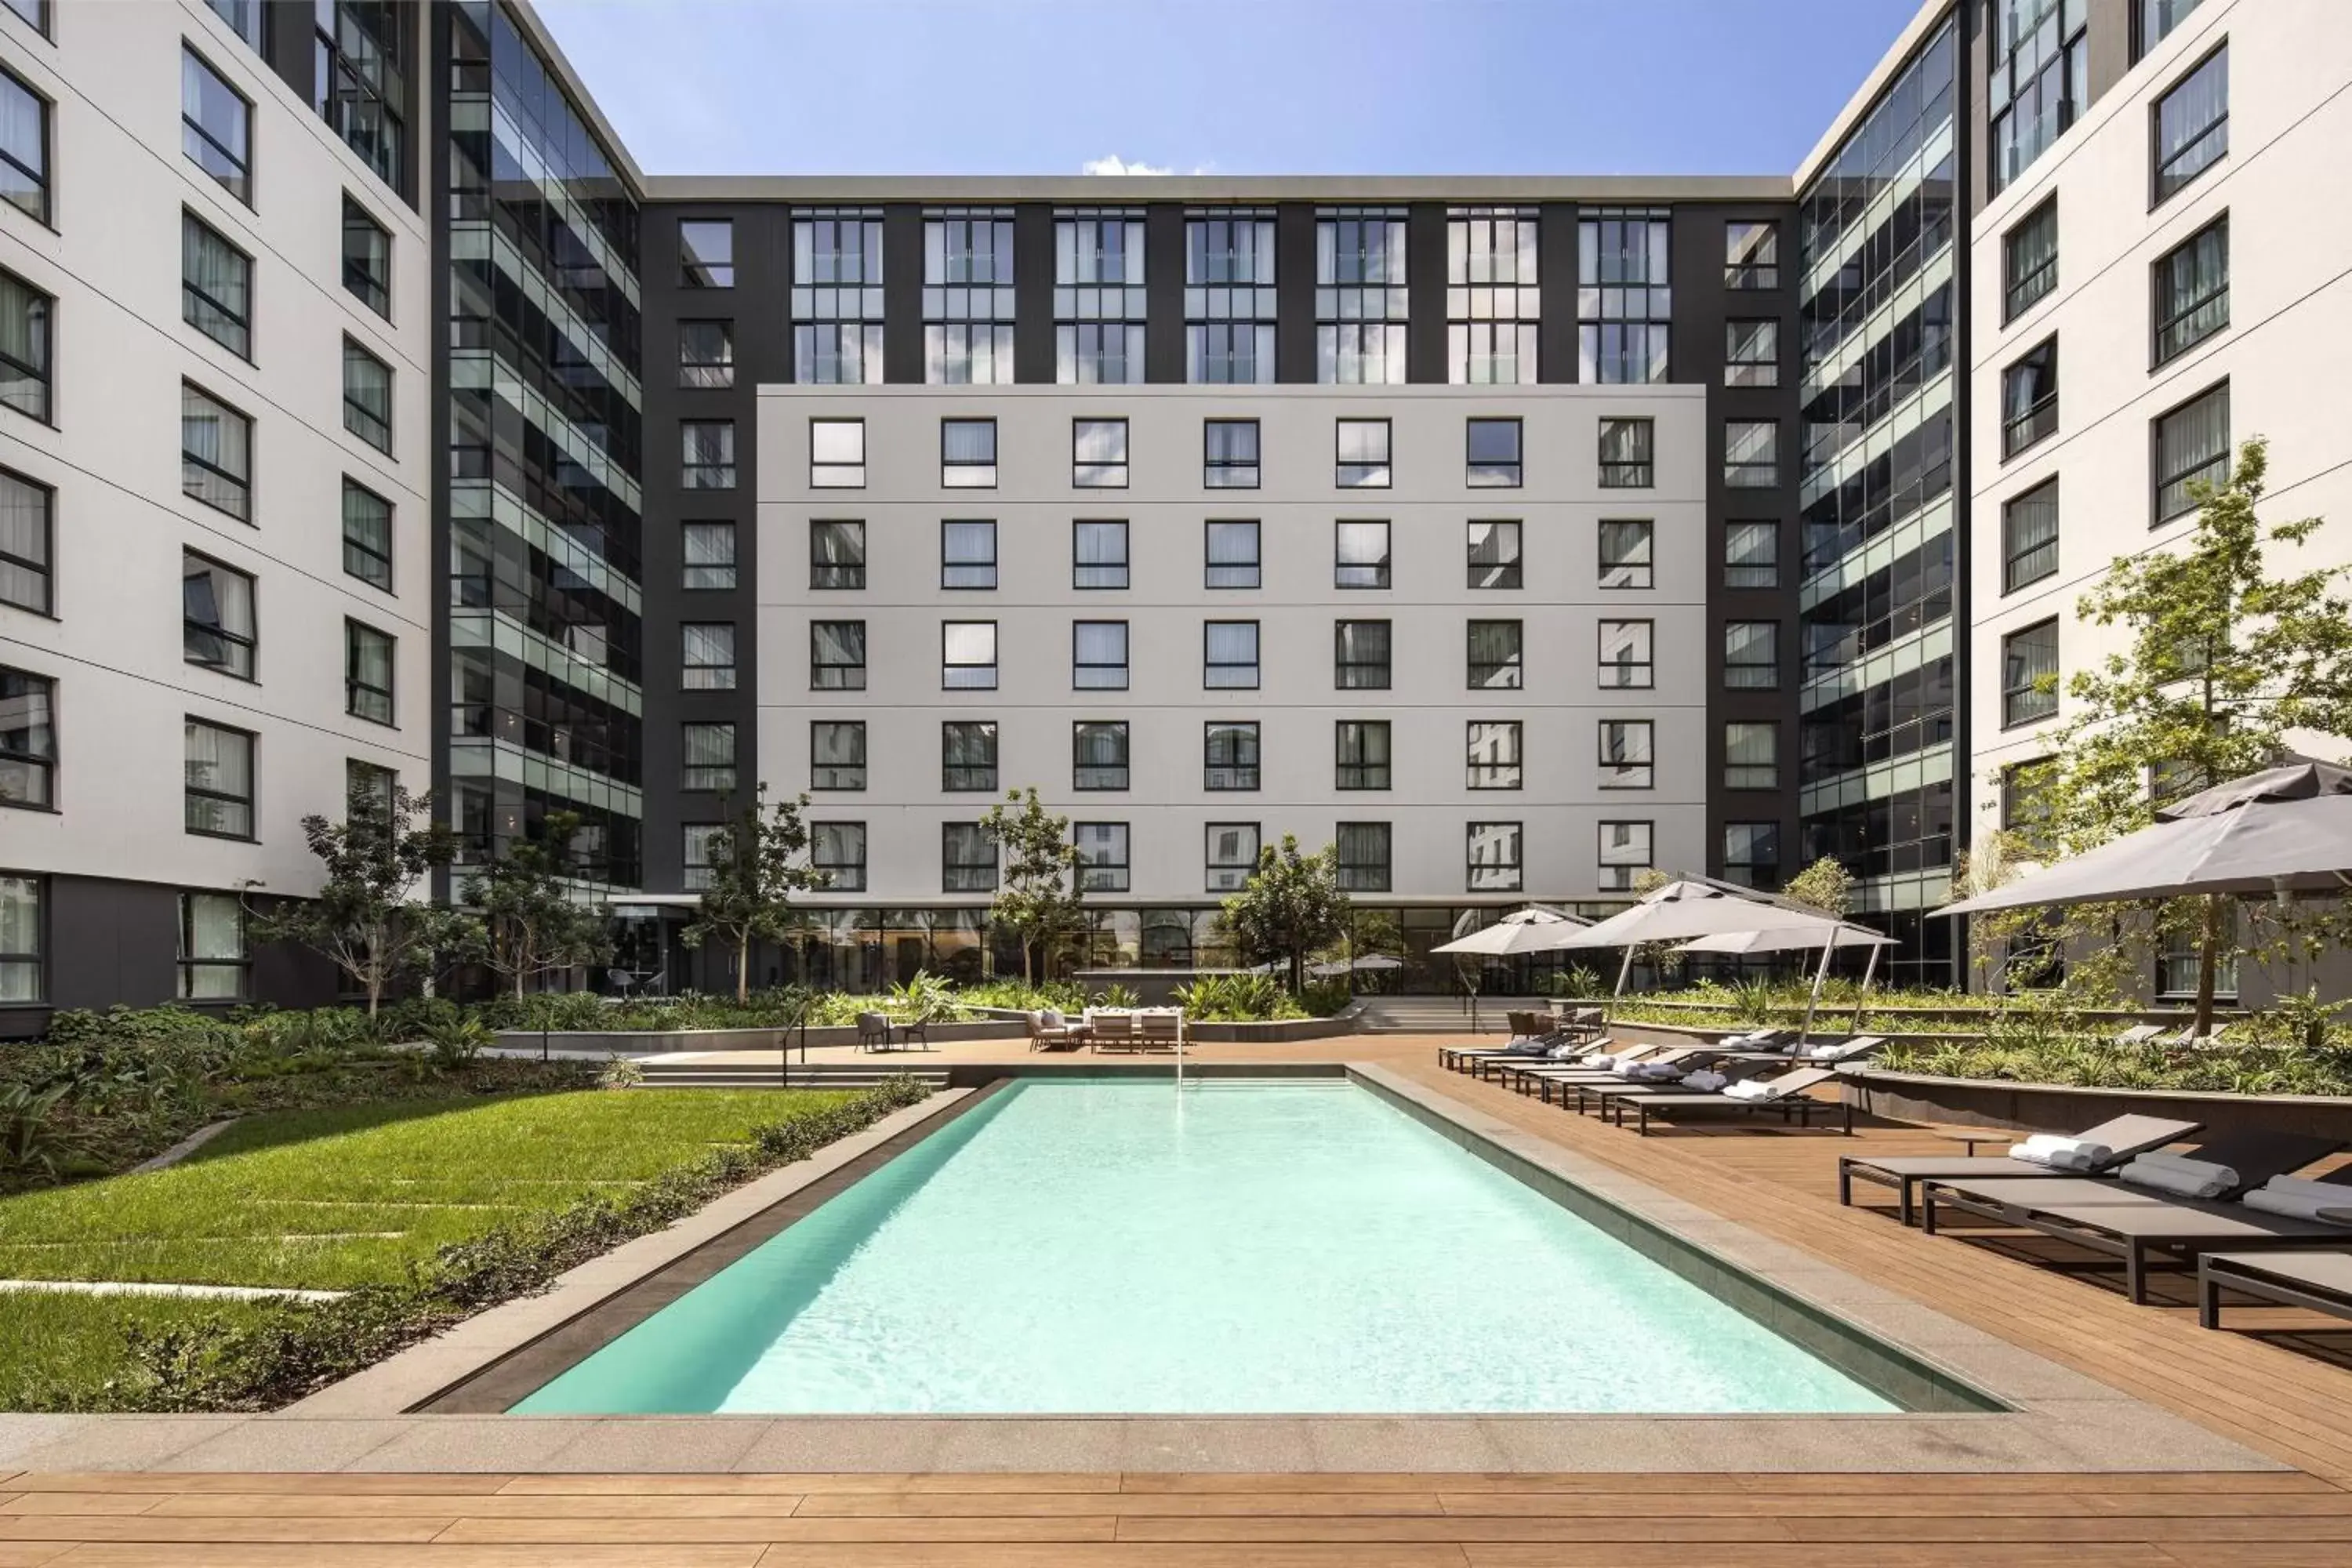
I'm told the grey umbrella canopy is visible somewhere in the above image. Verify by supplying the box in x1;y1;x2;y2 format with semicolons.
1548;880;1860;1034
1429;906;1592;956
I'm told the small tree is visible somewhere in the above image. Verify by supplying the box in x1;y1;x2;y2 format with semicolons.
681;786;829;1004
980;787;1086;984
1780;856;1853;918
251;782;463;1018
1219;834;1351;993
460;810;613;1000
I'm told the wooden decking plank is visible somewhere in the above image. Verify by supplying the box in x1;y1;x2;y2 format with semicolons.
0;1514;448;1543
13;1472;515;1496
797;1492;1446;1517
1112;1516;1801;1544
147;1493;807;1519
436;1516;1123;1545
498;1472;1119;1495
746;1548;1471;1567
1785;1514;2352;1541
1462;1546;2158;1568
52;1548;764;1568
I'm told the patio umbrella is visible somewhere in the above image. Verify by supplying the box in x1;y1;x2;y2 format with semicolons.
1674;922;1899;1040
1307;954;1407;977
1548;879;1853;1028
1428;907;1592;956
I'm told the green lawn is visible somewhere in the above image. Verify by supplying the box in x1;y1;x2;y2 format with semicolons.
0;1290;293;1410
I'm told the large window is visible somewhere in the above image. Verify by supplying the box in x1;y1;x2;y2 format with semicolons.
684;721;739;793
314;0;401;187
809;520;865;589
1317;209;1408;383
1448;207;1537;384
1337;419;1392;488
184;717;254;837
1073;620;1128;689
0;467;49;612
342;196;390;318
1206;721;1259;790
1074;822;1130;892
1334;822;1392;891
1597;417;1653;488
683;419;735;489
942;419;996;488
0;64;48;224
0;876;37;1002
1722;822;1781;891
2001;338;2058;459
1204;620;1259;688
2154;382;2228;522
1334;521;1390;590
1467;418;1523;487
2002;479;2060;593
182;213;251;358
944;822;997;892
808;720;862;791
1187;210;1276;383
940;521;997;590
1724;620;1778;690
1578;208;1671;382
812;822;867;892
1468;822;1523;893
681;824;720;891
811;620;866;689
1724;721;1778;789
810;418;863;488
682;622;736;691
1599;718;1653;789
1468;619;1523;691
677;321;733;389
2002;619;2060;728
1724;521;1778;589
181;383;251;519
925;208;1014;384
182;552;256;680
1469;521;1522;590
0;666;54;808
342;338;392;453
792;209;884;383
1725;419;1780;488
1056;209;1145;383
2003;198;2058;323
1207;822;1259;892
1205;419;1259;488
943;620;998;689
1336;720;1391;790
345;619;394;722
181;47;250;203
1205;520;1260;589
1989;0;2087;194
2154;45;2228;204
0;267;44;424
1073;418;1128;487
1598;519;1653;590
2136;0;2205;59
177;891;247;1000
1598;820;1653;891
679;220;734;288
1467;720;1522;789
1725;320;1778;387
1074;520;1128;589
1599;619;1653;688
2153;215;2228;365
1724;221;1777;289
682;521;735;590
1334;619;1391;690
1073;721;1129;790
943;720;998;792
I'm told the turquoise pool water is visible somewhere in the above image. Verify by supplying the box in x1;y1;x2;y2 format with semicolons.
514;1079;1894;1414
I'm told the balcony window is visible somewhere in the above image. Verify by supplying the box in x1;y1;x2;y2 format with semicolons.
1056;209;1145;383
1316;209;1408;383
1447;207;1538;383
1186;210;1276;383
925;208;1014;384
792;208;884;383
1579;207;1671;381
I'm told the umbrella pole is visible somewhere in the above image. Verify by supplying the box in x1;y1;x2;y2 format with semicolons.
1799;931;1838;1045
1607;944;1635;1029
1854;941;1882;1033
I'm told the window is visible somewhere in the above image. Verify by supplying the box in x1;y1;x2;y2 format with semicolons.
184;717;253;837
1205;520;1260;588
342;339;391;453
943;620;998;688
681;622;736;691
1073;419;1128;487
1206;822;1260;892
808;520;866;590
683;420;735;489
1468;619;1522;690
941;521;997;590
1599;718;1653;789
1598;520;1653;590
677;321;733;389
181;383;251;519
812;822;867;892
0;876;37;1002
177;891;246;1000
1725;419;1779;487
1205;419;1259;488
1206;721;1259;790
1990;0;2087;194
1722;822;1780;891
792;208;884;383
1579;208;1671;382
341;196;390;318
182;552;256;680
1598;417;1653;487
2002;480;2060;593
1;0;39;33
1724;221;1777;289
1186;210;1276;383
1599;619;1653;688
314;0;401;186
2158;905;2238;1001
2004;198;2058;323
1073;721;1129;789
0;270;46;430
181;213;252;358
1598;820;1653;891
1468;822;1524;893
1724;722;1777;789
944;822;997;892
1204;620;1259;688
925;208;1014;384
0;666;53;808
2154;215;2228;365
1724;320;1777;387
2154;382;2228;521
1465;418;1523;487
681;521;735;590
342;619;393;722
1335;822;1392;891
328;478;395;591
811;621;865;689
0;467;46;612
2137;0;2205;59
1335;521;1390;589
684;722;739;793
181;47;249;202
1073;620;1128;688
2154;45;2228;203
942;419;996;488
344;758;395;824
2003;619;2060;728
1336;720;1391;789
1336;419;1392;488
808;720;862;791
1335;619;1391;690
680;220;734;287
1724;521;1778;589
1073;521;1128;589
1447;207;1538;383
1056;209;1145;383
943;720;998;792
811;418;864;488
1469;521;1522;590
2001;339;2058;459
1316;208;1408;383
1074;822;1130;892
0;65;48;224
1724;620;1779;690
681;824;720;891
1468;720;1522;789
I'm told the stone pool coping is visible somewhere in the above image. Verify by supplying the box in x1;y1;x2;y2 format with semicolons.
0;1065;2281;1475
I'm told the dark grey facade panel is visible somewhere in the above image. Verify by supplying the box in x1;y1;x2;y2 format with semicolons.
882;204;924;385
1405;201;1447;385
1275;203;1317;384
1144;204;1185;383
1537;202;1578;385
1014;204;1056;383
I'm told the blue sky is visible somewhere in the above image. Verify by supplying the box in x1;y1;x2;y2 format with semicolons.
532;0;1925;178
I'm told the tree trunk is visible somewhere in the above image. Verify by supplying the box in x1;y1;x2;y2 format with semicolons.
366;973;382;1018
513;964;526;1000
1021;938;1033;986
2192;893;2222;1039
1289;952;1303;993
735;933;751;1004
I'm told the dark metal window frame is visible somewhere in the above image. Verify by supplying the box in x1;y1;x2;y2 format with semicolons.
942;720;999;793
341;193;390;318
1597;416;1654;488
807;719;862;792
183;715;255;840
1203;418;1261;489
941;416;998;488
1073;720;1131;791
1723;619;1780;691
1334;519;1391;590
2002;617;2061;729
1724;418;1780;488
345;619;394;724
1722;220;1778;289
942;821;997;893
1599;717;1654;789
1205;519;1260;589
341;477;393;591
679;219;735;288
0;663;53;810
0;465;52;614
1073;519;1128;590
1722;821;1781;889
1465;416;1523;487
1335;417;1392;488
2152;212;2229;366
342;336;392;454
681;520;736;590
2002;477;2060;594
1072;619;1129;689
1073;821;1131;892
180;379;251;520
682;621;738;691
940;519;998;590
2152;41;2229;207
182;548;257;681
684;720;740;793
1334;619;1392;690
1723;318;1778;387
809;416;864;488
681;418;735;489
177;888;249;1000
1468;519;1523;590
1203;619;1260;689
811;821;868;892
1335;720;1392;791
2002;196;2059;324
1073;416;1129;488
942;618;999;690
677;319;735;388
181;209;252;359
1598;818;1653;892
0;61;49;226
2151;378;2229;524
808;519;865;590
1205;820;1261;892
1205;720;1259;791
1334;820;1392;891
1598;518;1654;590
1467;820;1525;893
809;619;866;690
2000;336;2059;459
180;44;250;205
1598;618;1654;689
1723;520;1779;589
1467;719;1523;790
1467;618;1523;691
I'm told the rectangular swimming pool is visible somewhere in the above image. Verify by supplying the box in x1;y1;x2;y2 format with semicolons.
513;1078;1898;1415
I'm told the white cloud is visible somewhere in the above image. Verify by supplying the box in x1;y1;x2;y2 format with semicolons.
1081;154;1174;176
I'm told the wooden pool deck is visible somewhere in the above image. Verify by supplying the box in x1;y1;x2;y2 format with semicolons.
5;1032;2352;1563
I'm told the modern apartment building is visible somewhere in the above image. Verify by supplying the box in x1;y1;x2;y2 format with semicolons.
0;0;2339;1017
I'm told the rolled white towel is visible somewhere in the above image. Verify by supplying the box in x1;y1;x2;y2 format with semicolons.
1681;1069;1730;1093
2116;1156;2233;1200
2254;1174;2352;1206
2006;1133;2106;1171
2318;1207;2352;1228
2128;1151;2241;1187
2240;1187;2346;1223
1548;1040;1586;1059
1624;1061;1682;1081
1722;1078;1779;1102
1583;1053;1621;1072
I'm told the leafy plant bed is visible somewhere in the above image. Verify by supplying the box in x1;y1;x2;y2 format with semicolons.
1871;1039;2352;1098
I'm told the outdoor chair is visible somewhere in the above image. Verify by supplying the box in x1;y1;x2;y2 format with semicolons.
1089;1010;1139;1052
855;1011;893;1052
1029;1008;1087;1051
2200;1250;2352;1331
1138;1010;1182;1052
1593;1064;1852;1136
1838;1112;2205;1224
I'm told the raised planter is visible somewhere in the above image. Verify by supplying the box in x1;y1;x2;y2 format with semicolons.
493;1020;1029;1055
1842;1066;2352;1141
1183;1009;1359;1044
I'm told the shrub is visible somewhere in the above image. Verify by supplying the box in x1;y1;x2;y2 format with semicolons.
1091;982;1142;1010
423;1016;495;1070
597;1056;645;1090
1299;979;1353;1018
1171;973;1307;1022
0;1081;72;1187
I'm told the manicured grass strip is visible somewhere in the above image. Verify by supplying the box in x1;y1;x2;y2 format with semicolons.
0;1292;291;1411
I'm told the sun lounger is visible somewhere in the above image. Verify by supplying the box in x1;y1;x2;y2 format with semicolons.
1596;1064;1849;1135
2198;1250;2352;1330
1508;1045;1708;1102
1439;1033;1569;1072
1475;1036;1626;1083
1838;1113;2205;1224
